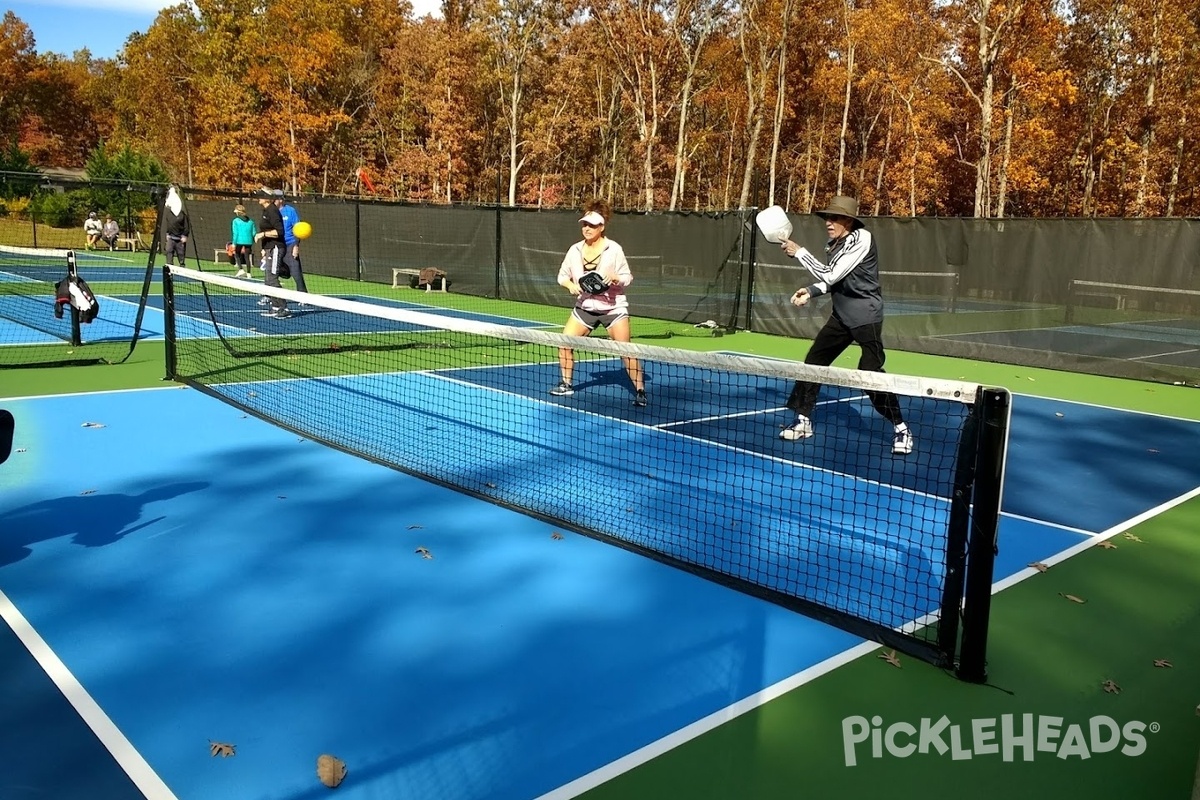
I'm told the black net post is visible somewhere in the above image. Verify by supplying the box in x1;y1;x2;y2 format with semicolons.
66;250;82;347
956;387;1010;683
163;264;178;380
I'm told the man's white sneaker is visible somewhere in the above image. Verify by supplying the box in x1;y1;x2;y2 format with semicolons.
779;416;814;441
893;429;914;455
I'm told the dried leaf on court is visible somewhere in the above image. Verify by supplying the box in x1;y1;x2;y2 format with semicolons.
209;741;236;758
1027;562;1049;573
81;422;106;428
1097;540;1118;550
276;495;287;500
316;753;347;788
878;650;902;668
15;448;26;453
1153;659;1173;668
1054;412;1064;418
551;532;564;540
415;547;433;559
1102;680;1121;694
1059;593;1087;604
407;524;423;530
1122;533;1144;543
80;489;97;495
1147;448;1159;454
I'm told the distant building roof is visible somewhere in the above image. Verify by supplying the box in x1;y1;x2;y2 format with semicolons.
39;167;88;181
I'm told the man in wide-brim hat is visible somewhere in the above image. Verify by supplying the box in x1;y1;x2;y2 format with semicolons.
776;195;914;456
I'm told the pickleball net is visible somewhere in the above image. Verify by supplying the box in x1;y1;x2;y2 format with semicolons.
165;265;1010;680
0;244;156;368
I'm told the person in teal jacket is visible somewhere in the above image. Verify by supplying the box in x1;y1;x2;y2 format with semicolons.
231;204;258;278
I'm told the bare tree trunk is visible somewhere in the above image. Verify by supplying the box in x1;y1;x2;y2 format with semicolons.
995;80;1016;218
1165;121;1184;216
837;43;855;196
1134;0;1161;216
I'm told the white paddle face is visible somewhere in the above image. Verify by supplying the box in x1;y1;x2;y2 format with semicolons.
755;205;793;244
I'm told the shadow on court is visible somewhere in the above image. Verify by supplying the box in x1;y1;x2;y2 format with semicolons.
0;481;208;567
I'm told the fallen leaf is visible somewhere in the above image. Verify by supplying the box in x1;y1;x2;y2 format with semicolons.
1153;659;1172;668
15;448;26;453
297;438;305;443
1054;412;1064;418
415;547;433;559
407;524;423;530
1096;540;1118;549
551;532;564;540
1027;562;1049;573
1147;448;1159;454
316;754;347;788
1059;593;1087;604
277;495;287;500
1102;680;1120;694
80;489;97;495
878;650;902;668
1123;533;1144;543
81;422;105;428
209;741;236;758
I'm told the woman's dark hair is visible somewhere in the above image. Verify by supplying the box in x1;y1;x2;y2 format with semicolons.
583;198;612;222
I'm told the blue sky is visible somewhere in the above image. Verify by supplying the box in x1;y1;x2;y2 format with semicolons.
8;0;442;61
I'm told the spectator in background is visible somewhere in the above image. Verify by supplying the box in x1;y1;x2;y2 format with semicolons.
83;212;103;250
162;186;190;266
101;215;120;251
230;204;257;278
274;190;310;297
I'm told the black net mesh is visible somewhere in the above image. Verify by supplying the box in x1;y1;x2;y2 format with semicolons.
165;265;1009;668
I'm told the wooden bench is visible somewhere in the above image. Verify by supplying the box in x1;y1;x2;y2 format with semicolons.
393;268;448;292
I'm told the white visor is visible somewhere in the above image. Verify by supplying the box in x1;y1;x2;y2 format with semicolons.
579;211;605;226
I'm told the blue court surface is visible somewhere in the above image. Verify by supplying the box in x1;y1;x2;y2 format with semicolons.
2;374;1200;799
0;292;549;349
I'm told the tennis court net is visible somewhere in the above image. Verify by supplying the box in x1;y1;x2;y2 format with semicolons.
0;244;155;368
165;265;1010;680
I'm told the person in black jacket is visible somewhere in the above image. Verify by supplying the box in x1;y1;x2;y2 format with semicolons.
254;188;291;319
162;186;190;266
777;196;912;455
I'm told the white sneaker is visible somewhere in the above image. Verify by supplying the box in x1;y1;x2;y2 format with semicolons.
234;270;248;278
779;416;813;441
893;429;914;455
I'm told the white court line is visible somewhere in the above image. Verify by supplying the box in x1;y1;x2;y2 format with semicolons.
0;589;178;799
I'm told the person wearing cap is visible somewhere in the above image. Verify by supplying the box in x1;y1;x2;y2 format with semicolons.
777;196;913;455
83;212;103;250
549;199;647;407
273;191;310;296
253;188;291;319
